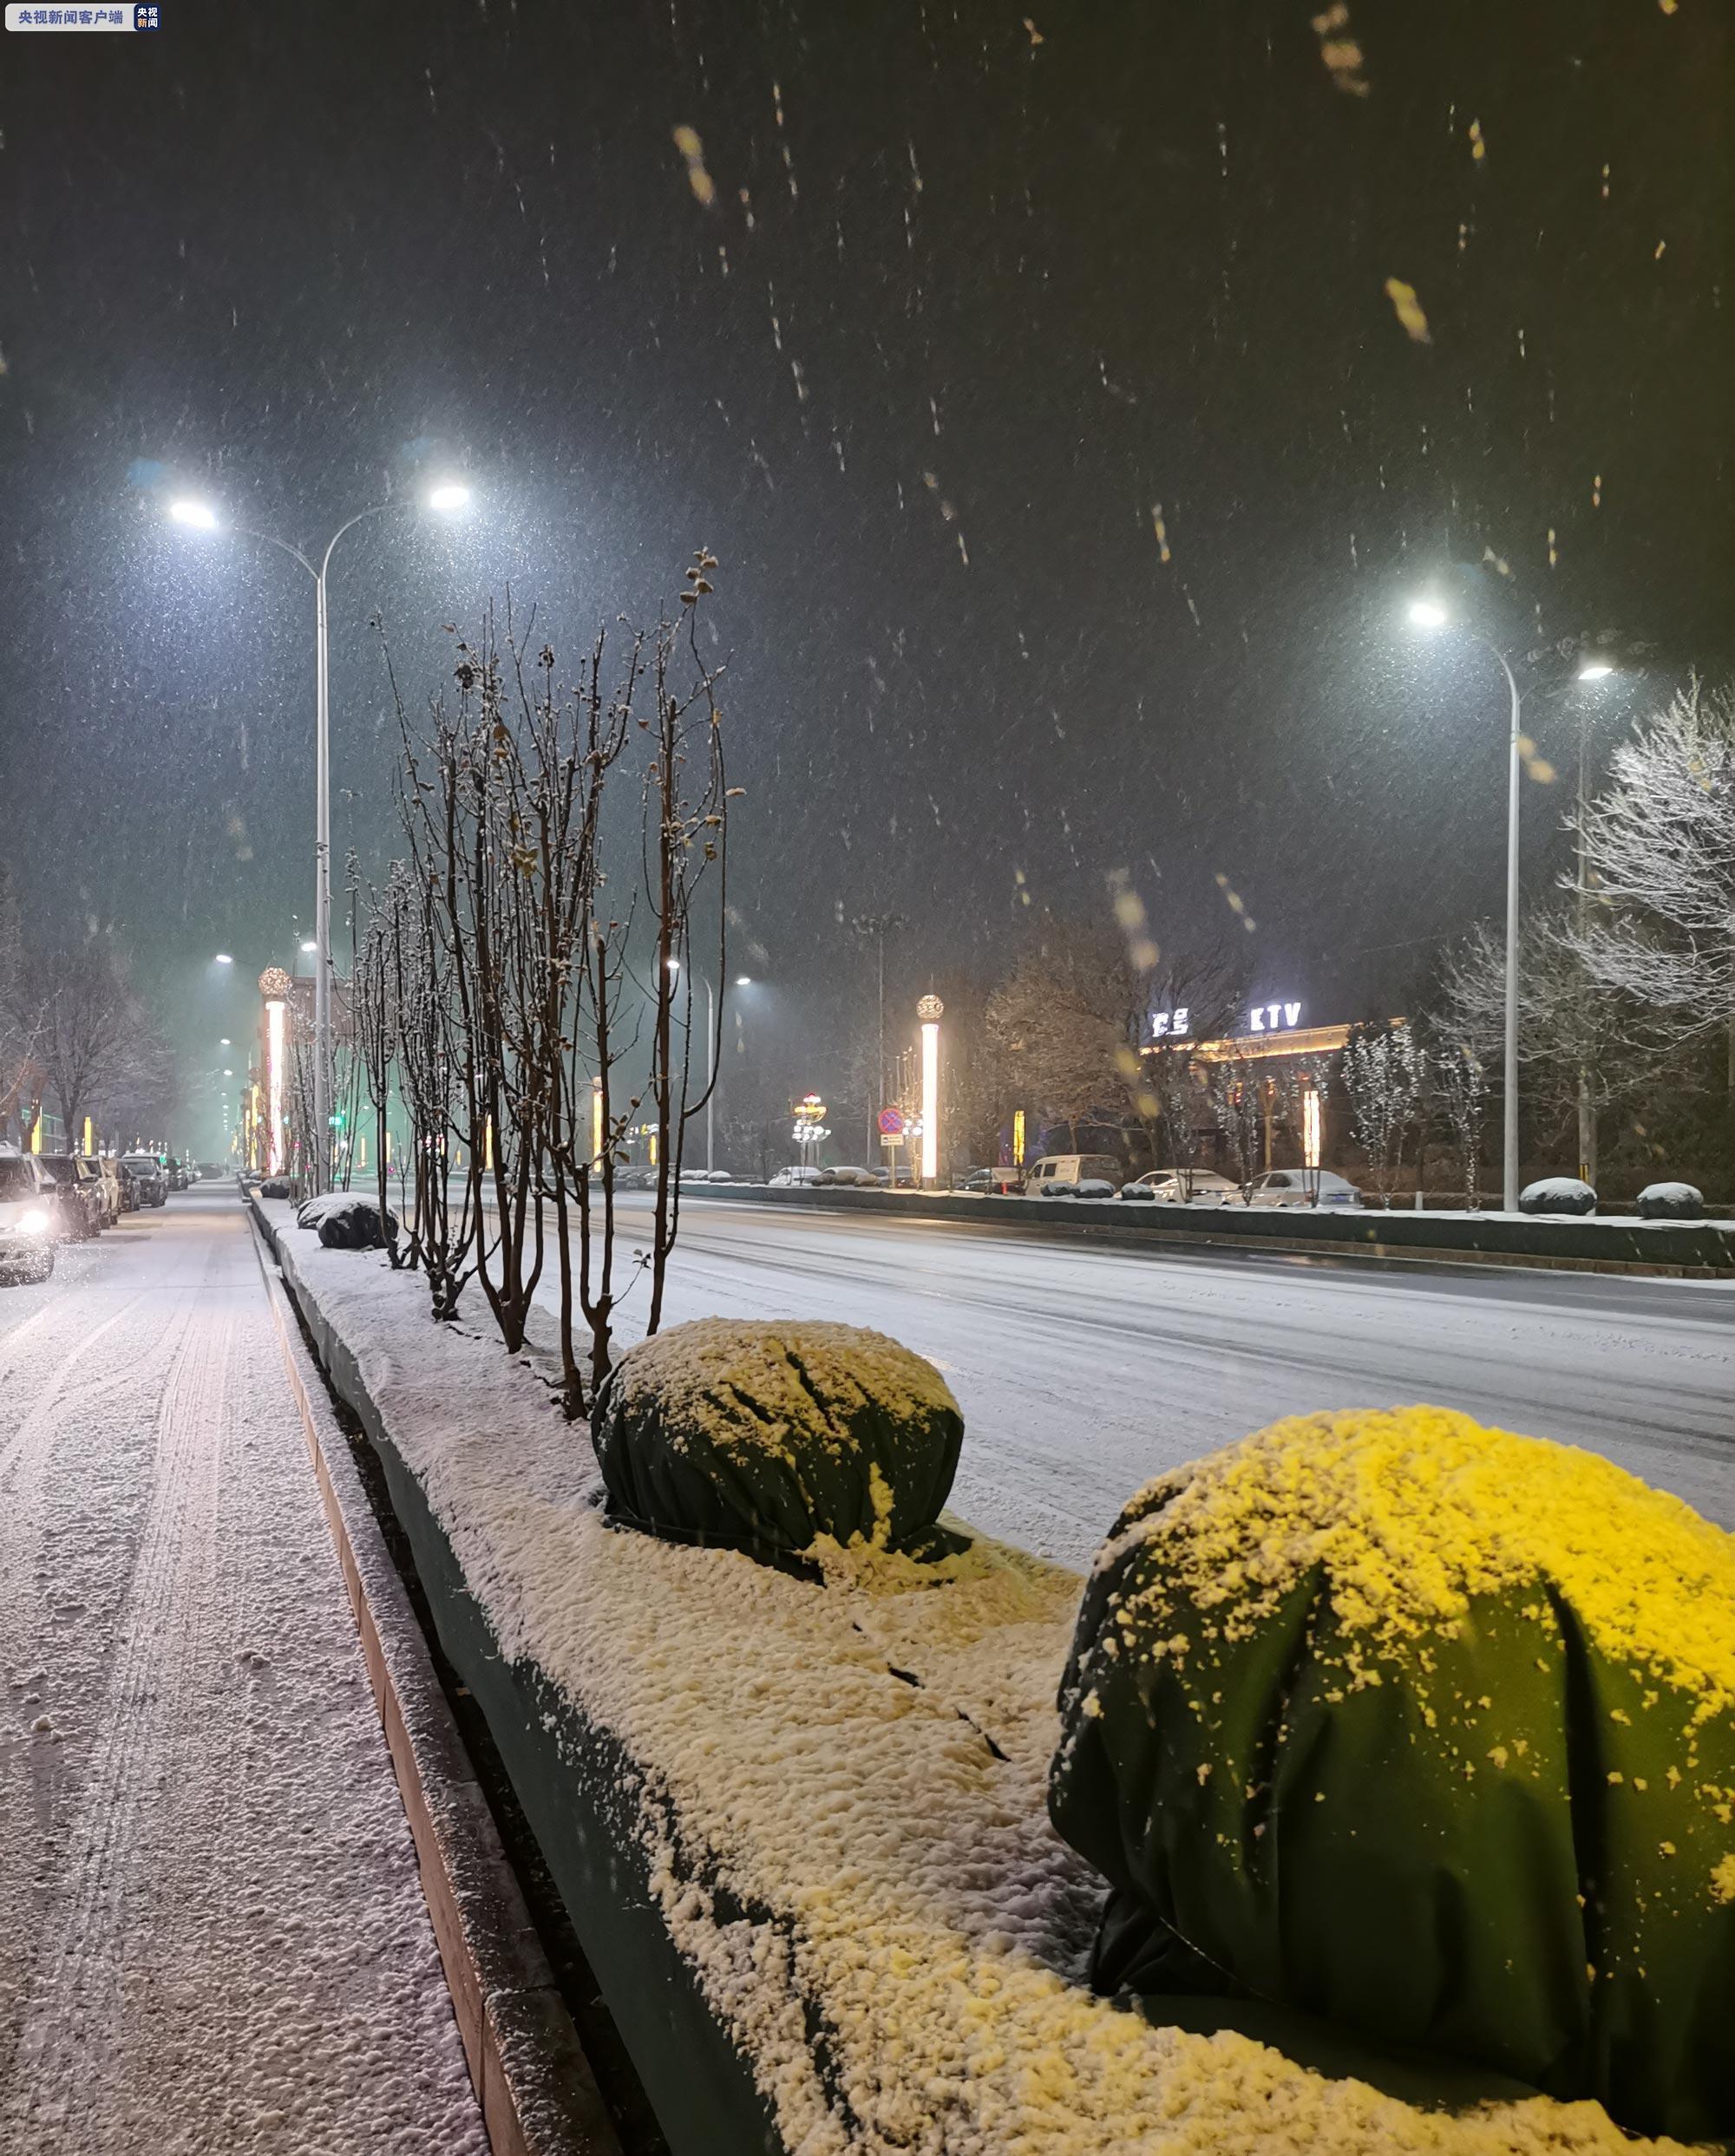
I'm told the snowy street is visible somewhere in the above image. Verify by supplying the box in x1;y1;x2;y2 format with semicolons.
576;1194;1735;1572
0;1192;486;2155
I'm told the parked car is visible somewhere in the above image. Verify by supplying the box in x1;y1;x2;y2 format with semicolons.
1243;1169;1364;1209
1021;1153;1124;1194
165;1156;188;1192
867;1163;918;1187
769;1165;830;1187
1121;1169;1241;1205
37;1153;104;1238
0;1153;56;1282
120;1152;168;1207
958;1166;1023;1193
88;1156;124;1225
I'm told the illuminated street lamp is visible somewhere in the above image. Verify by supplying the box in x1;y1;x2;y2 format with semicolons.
917;994;942;1186
214;952;233;965
1577;658;1614;682
170;477;473;1191
1407;595;1523;1210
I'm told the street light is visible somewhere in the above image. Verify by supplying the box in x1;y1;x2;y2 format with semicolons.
1577;658;1614;683
667;955;723;1171
214;952;233;965
1408;593;1523;1210
735;975;753;987
170;476;474;1191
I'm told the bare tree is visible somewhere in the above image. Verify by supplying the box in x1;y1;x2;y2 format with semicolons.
0;865;41;1148
368;558;732;1409
986;916;1240;1172
5;939;138;1149
1431;1039;1487;1210
1267;1050;1339;1200
1438;911;1660;1188
1341;1024;1427;1206
1206;1048;1265;1201
1566;676;1735;1142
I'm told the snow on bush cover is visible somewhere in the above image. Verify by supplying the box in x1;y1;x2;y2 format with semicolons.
297;1191;398;1249
259;1205;1706;2156
1050;1406;1735;2142
591;1317;965;1563
1518;1177;1597;1216
1637;1182;1703;1221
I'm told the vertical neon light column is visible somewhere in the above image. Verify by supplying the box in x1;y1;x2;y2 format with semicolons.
259;966;293;1176
1302;1086;1322;1169
917;993;943;1186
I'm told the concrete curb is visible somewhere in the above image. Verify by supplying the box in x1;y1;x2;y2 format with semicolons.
249;1218;622;2156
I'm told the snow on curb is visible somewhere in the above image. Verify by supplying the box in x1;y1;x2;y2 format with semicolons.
249;1218;620;2156
252;1197;1696;2156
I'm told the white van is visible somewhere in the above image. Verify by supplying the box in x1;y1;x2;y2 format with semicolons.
1024;1153;1123;1194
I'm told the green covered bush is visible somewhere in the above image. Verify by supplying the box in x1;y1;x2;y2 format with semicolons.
590;1318;965;1565
1049;1406;1735;2143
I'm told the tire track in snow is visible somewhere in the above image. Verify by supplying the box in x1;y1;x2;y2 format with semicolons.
0;1288;196;2081
6;1290;236;2137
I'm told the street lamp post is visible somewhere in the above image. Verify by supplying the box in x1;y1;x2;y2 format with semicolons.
667;957;719;1171
1409;599;1522;1211
171;481;470;1190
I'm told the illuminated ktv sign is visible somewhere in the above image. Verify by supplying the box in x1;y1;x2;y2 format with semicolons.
1150;998;1304;1043
1247;999;1303;1034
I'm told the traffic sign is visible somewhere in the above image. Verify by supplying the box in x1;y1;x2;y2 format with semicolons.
877;1106;905;1137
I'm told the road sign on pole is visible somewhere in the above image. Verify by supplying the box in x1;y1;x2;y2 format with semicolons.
876;1105;905;1138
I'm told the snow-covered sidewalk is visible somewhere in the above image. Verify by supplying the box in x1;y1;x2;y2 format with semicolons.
0;1194;488;2154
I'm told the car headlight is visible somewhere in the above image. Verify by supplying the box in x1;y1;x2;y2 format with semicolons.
18;1208;49;1235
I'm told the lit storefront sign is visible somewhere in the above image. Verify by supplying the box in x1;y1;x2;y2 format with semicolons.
1149;1007;1191;1042
1248;999;1303;1034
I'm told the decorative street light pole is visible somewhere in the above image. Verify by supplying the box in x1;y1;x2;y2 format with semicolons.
1408;598;1523;1212
170;481;470;1191
917;993;943;1187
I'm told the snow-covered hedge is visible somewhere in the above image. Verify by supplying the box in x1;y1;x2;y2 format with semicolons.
592;1318;965;1565
1519;1176;1598;1216
1637;1181;1703;1221
255;1197;1709;2156
1051;1406;1735;2143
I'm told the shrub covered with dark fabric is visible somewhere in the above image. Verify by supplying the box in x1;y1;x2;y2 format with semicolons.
296;1191;396;1248
259;1176;292;1199
1637;1180;1704;1221
1518;1176;1597;1216
1049;1406;1735;2144
591;1318;966;1565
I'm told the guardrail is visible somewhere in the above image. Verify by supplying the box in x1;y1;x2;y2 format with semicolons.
687;1183;1735;1278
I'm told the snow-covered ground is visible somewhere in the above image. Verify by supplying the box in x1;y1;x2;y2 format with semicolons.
0;1192;487;2154
542;1193;1735;1570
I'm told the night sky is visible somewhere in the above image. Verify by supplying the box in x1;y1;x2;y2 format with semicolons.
1;0;1728;1132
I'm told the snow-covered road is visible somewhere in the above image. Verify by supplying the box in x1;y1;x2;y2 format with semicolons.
0;1192;487;2154
571;1194;1734;1571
